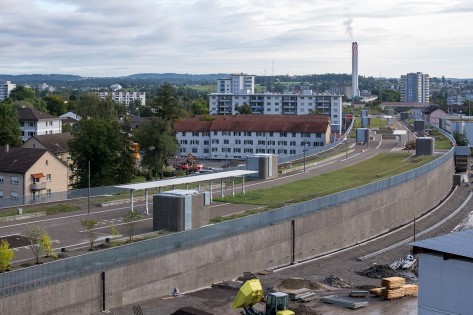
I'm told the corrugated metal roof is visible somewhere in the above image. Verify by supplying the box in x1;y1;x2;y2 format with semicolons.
115;170;258;191
411;228;473;259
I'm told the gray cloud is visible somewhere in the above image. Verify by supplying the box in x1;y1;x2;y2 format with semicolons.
343;18;353;37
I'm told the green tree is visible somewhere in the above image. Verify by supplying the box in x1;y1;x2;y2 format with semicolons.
123;210;141;242
40;232;57;258
76;94;117;121
0;103;22;146
69;119;136;188
109;223;120;247
27;226;47;264
235;103;252;114
133;117;178;180
43;94;67;116
81;219;99;250
8;86;36;101
0;239;14;272
190;99;209;115
454;131;469;146
151;83;181;121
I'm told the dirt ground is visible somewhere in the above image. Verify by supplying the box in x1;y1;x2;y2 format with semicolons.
98;185;472;315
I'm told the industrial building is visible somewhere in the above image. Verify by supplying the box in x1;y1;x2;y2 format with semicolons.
412;229;473;315
351;42;360;99
400;72;430;103
174;115;331;159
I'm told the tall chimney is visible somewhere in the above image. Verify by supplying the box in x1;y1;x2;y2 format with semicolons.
352;42;360;99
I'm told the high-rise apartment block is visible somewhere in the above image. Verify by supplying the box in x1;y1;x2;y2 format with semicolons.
97;91;146;106
400;72;430;103
0;81;16;101
209;74;342;132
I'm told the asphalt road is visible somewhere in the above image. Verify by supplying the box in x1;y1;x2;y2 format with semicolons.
0;120;421;263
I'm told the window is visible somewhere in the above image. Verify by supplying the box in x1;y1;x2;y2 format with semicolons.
222;131;230;136
45;160;48;166
256;149;265;153
235;139;241;144
233;148;241;153
224;139;229;144
212;148;218;152
258;140;265;145
280;132;287;137
181;132;186;136
192;148;198;153
180;148;186;153
192;132;199;137
213;131;218;135
204;149;209;153
269;132;273;137
202;132;209;137
203;140;209;145
244;140;253;145
28;122;35;127
46;189;52;197
290;141;296;146
256;132;264;137
10;192;18;199
0;191;3;198
233;131;241;136
267;149;275;154
180;140;188;144
244;132;252;137
212;139;219;144
290;150;296;154
190;140;199;145
244;148;253;153
278;141;287;146
267;140;275;145
0;176;3;184
10;176;19;185
292;132;297;137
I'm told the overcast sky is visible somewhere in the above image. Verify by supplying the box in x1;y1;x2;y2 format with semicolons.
1;0;472;78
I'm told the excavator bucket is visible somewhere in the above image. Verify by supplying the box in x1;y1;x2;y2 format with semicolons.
232;279;264;309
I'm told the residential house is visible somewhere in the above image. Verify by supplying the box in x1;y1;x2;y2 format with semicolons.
21;132;74;186
17;107;62;142
0;146;68;205
423;105;447;127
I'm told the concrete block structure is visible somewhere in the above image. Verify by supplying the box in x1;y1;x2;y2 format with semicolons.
246;154;278;179
153;190;210;232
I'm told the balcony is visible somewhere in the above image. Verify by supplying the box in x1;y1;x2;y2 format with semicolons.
31;182;46;191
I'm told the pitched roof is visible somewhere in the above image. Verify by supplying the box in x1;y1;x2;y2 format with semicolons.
424;105;447;115
17;107;58;121
0;147;48;173
26;132;73;154
411;228;473;260
174;115;331;133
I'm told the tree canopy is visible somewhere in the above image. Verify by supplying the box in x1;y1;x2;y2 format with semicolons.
133;117;178;180
69;119;135;188
0;102;22;146
235;103;252;114
150;83;181;122
43;94;68;116
75;94;118;121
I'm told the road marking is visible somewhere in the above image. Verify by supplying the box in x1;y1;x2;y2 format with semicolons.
376;138;382;150
78;217;153;232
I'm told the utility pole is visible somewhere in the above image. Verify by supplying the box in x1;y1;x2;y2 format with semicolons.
88;160;91;215
303;141;306;172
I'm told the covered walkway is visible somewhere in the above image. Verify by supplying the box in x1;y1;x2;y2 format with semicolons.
115;170;258;213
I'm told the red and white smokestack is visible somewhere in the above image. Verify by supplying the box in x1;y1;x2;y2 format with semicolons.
352;42;360;99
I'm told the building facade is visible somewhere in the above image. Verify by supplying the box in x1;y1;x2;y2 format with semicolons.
0;146;68;202
17;107;63;142
97;91;146;106
174;115;331;160
217;73;255;94
400;72;430;103
0;81;16;101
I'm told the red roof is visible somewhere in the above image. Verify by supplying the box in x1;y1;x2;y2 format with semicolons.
174;115;330;133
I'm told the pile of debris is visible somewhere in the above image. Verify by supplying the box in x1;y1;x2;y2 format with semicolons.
290;304;322;315
321;275;354;288
356;264;400;279
278;278;321;290
170;307;213;315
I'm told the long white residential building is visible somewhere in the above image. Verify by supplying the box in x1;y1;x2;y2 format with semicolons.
174;115;331;160
0;81;16;101
209;73;343;132
97;91;146;106
209;91;342;132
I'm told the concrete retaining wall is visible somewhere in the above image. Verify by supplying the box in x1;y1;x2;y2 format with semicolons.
0;157;454;315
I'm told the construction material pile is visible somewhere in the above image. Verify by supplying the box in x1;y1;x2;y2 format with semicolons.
356;264;399;279
369;277;418;300
321;275;354;288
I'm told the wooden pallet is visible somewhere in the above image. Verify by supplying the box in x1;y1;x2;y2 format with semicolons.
380;287;404;300
381;277;405;289
369;287;385;296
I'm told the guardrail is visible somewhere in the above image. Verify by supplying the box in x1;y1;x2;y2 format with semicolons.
0;141;454;297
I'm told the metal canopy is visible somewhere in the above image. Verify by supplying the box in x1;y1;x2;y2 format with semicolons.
114;170;258;213
115;170;257;191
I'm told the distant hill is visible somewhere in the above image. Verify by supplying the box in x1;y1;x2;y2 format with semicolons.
0;74;82;83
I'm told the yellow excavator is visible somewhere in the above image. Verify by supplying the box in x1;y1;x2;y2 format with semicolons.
232;273;295;315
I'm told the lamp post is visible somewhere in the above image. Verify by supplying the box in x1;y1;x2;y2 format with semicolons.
88;160;90;215
345;137;348;159
303;141;306;173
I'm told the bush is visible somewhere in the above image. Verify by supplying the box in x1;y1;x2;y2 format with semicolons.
0;240;14;272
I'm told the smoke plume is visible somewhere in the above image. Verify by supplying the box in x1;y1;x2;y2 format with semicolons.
343;18;354;37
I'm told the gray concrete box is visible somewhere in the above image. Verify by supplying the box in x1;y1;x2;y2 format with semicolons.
246;154;278;179
400;112;409;121
416;137;435;156
153;190;210;232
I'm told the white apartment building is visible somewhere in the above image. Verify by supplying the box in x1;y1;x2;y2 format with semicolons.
0;81;16;101
217;73;255;94
97;91;146;106
210;73;342;132
17;107;63;142
174;115;331;160
209;91;342;132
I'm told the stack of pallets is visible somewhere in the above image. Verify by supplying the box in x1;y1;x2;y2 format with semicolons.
369;277;418;300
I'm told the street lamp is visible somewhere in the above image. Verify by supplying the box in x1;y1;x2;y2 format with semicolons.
303;141;306;173
225;150;228;172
